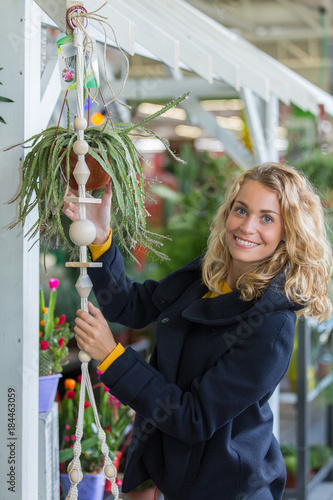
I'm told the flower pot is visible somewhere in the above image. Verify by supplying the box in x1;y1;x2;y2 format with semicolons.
39;373;62;412
60;471;106;500
61;149;111;191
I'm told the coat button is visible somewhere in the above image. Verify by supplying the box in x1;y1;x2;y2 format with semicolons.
160;298;168;305
161;317;170;324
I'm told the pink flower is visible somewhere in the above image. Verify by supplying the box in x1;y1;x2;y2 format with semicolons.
63;69;74;82
49;278;59;291
71;435;76;441
65;424;70;430
84;401;90;409
58;337;64;348
40;340;49;350
65;436;70;442
108;395;120;407
103;385;110;393
56;314;66;326
97;369;103;375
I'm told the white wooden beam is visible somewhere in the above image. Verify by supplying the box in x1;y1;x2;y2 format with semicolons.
0;1;40;498
181;97;255;171
120;0;213;83
94;0;180;71
241;87;270;164
40;56;61;130
99;77;237;101
34;0;67;32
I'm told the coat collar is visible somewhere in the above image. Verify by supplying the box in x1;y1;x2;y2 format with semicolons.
154;256;299;327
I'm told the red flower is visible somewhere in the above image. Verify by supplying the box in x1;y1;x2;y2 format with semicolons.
84;401;90;409
65;390;76;400
77;375;82;383
58;337;64;348
56;314;66;326
49;278;59;291
40;340;49;350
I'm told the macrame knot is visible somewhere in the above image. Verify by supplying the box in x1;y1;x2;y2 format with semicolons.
101;442;109;456
73;441;82;457
98;428;106;442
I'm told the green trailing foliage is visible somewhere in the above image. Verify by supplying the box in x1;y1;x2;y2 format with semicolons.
9;92;190;262
0;68;14;124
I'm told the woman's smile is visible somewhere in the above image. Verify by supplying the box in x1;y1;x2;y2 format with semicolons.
226;180;284;286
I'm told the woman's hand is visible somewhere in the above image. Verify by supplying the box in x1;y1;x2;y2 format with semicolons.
63;181;112;245
74;302;117;363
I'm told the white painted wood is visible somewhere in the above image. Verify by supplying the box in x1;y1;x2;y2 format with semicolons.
38;404;60;500
241;87;270;164
181;97;255;171
102;77;236;102
116;0;213;83
0;1;41;498
34;0;67;33
40;56;61;130
84;0;136;55
102;0;180;72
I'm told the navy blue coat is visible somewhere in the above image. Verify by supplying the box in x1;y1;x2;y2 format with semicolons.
89;241;299;499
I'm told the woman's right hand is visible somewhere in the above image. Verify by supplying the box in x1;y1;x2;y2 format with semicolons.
63;181;112;245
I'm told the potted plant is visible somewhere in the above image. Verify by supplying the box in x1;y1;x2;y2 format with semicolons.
59;373;133;499
39;277;74;412
8;92;189;262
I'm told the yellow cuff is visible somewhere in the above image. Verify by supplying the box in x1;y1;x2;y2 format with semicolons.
89;229;112;261
97;343;125;373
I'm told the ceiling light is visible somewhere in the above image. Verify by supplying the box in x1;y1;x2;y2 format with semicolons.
137;103;186;120
134;138;167;153
216;115;245;131
175;124;202;138
195;138;225;152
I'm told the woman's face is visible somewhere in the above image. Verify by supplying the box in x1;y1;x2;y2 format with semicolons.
225;180;284;285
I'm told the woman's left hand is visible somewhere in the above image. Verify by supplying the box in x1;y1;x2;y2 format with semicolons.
74;302;117;362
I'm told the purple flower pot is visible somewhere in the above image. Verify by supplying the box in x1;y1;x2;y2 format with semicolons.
39;373;62;412
60;472;106;500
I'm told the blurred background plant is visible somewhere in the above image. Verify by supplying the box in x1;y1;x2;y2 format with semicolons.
39;278;74;376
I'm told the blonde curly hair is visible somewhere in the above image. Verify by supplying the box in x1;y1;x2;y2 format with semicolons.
202;162;332;322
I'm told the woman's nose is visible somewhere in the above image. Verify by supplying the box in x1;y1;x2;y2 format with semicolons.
240;216;256;233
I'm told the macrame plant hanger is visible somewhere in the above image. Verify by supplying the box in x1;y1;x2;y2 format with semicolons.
63;4;119;499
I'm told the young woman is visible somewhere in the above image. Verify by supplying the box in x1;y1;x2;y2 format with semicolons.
64;162;332;499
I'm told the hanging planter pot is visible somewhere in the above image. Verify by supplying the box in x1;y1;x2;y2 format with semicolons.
8;92;189;262
39;373;62;412
60;470;106;500
60;148;111;191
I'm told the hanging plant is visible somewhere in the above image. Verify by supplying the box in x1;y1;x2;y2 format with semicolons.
8;92;189;261
0;67;14;124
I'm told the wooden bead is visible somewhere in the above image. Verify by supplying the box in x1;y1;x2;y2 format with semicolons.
104;464;116;479
69;219;96;246
74;116;87;131
73;160;90;186
75;274;93;298
69;468;83;484
73;139;89;156
78;350;91;363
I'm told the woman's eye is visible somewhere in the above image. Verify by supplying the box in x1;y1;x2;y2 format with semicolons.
236;207;246;215
262;215;273;223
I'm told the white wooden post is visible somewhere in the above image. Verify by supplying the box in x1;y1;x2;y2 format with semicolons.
0;1;41;498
